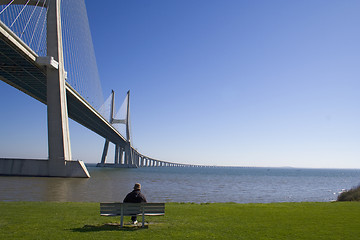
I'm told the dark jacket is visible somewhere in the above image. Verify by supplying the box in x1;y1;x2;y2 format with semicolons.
123;189;147;203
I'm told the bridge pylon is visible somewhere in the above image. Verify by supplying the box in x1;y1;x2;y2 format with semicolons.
97;90;135;168
43;0;89;177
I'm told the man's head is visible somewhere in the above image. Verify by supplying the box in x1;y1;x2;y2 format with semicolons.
134;183;141;190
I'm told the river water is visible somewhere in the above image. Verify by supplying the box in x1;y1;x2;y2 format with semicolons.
1;166;359;203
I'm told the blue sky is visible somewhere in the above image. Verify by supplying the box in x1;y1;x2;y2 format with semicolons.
1;0;360;168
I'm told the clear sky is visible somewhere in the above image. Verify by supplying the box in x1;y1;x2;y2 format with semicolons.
1;0;360;168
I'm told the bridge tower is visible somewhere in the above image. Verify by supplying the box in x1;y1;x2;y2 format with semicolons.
99;90;134;167
44;0;89;177
99;90;116;166
46;0;72;175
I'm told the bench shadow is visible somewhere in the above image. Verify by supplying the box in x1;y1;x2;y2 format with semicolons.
70;223;148;232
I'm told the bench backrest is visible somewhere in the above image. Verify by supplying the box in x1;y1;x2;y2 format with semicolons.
100;202;165;216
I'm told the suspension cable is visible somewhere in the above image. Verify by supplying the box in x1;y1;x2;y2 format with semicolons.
20;0;41;38
10;0;31;27
0;0;16;16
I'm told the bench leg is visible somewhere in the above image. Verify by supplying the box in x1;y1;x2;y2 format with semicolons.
142;212;145;228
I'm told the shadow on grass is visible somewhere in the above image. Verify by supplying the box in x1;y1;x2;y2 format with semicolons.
70;223;148;232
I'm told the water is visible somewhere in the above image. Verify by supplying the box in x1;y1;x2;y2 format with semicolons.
1;166;359;203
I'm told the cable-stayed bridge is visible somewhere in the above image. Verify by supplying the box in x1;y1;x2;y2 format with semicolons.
0;0;198;178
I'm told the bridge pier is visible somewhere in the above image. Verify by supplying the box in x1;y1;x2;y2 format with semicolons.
134;153;139;167
114;145;120;164
119;147;124;165
100;140;110;164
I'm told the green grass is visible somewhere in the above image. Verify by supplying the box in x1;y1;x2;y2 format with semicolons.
1;201;360;239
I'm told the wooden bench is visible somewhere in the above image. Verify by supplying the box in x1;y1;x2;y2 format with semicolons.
100;202;165;227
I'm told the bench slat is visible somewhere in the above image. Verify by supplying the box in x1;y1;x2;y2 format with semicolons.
100;203;165;214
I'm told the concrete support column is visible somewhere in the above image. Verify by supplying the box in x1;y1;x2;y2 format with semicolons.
46;0;77;176
133;151;137;167
135;153;139;167
124;144;132;167
119;147;124;165
132;150;135;167
12;0;89;178
100;140;109;164
115;144;120;164
132;152;135;167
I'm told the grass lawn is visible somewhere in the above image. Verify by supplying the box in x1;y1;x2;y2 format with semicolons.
0;201;359;239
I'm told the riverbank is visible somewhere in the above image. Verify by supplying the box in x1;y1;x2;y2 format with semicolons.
1;201;359;239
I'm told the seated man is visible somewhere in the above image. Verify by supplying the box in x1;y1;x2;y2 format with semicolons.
123;183;147;224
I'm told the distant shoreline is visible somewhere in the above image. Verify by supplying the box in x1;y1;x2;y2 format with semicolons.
85;163;360;170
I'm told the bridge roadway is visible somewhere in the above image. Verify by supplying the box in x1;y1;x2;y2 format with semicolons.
0;20;204;168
